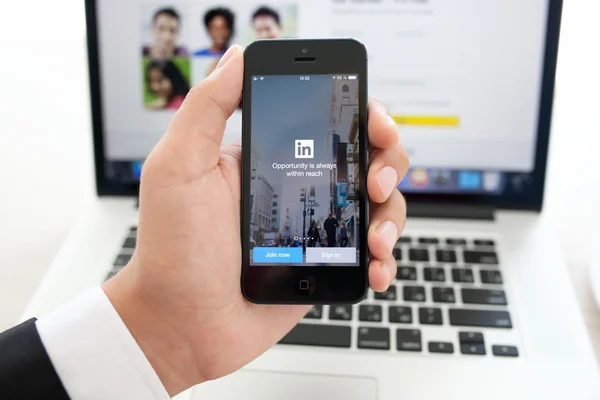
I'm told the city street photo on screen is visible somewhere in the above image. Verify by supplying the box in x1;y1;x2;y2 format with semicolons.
249;74;360;266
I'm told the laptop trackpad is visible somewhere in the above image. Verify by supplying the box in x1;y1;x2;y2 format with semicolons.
192;369;378;400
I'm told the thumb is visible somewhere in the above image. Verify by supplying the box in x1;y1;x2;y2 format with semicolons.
164;45;243;173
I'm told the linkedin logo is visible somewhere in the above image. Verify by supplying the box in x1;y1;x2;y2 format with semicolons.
295;140;314;159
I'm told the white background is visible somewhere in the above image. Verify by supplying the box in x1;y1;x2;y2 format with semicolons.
0;0;598;360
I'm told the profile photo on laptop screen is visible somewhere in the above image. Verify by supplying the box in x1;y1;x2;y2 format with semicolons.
190;2;298;82
141;4;191;111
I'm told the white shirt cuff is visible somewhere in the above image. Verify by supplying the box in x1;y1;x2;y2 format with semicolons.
36;286;171;400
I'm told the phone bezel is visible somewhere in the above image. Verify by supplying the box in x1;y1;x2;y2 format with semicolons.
241;39;369;304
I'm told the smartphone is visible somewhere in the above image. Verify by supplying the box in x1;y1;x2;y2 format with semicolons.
241;39;369;304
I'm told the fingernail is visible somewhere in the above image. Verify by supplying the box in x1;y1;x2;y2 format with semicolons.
216;46;238;69
375;166;399;198
387;114;397;127
376;221;398;254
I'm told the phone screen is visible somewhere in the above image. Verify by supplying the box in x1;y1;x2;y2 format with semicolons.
248;74;361;267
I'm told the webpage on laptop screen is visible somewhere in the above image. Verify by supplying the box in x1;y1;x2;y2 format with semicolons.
96;0;549;193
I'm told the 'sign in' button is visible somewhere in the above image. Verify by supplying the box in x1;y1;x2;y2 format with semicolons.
306;248;357;264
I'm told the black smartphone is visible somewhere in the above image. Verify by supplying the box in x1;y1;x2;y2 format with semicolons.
241;39;369;304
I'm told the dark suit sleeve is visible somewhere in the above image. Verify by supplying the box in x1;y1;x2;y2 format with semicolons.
0;318;70;399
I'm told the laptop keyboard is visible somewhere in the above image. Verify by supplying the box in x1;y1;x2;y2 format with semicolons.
283;235;518;357
105;229;519;358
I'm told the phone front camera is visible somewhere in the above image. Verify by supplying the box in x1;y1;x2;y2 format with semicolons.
302;48;308;54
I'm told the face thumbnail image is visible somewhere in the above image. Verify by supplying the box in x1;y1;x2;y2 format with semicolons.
245;4;298;42
193;7;236;57
190;2;298;82
141;4;192;110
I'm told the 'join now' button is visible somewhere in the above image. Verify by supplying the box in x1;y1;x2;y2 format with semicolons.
253;247;303;263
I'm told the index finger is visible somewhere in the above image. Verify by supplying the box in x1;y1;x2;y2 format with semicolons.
368;98;399;149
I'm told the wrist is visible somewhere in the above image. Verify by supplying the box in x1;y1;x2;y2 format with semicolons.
102;266;202;396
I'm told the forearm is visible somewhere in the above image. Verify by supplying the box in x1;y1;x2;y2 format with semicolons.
103;267;202;397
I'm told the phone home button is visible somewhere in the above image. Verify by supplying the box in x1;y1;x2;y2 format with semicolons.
294;276;316;296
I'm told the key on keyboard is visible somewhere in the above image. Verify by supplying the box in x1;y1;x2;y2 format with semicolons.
398;237;412;243
397;329;422;352
396;266;417;281
462;288;507;305
409;248;429;262
432;287;456;303
122;237;136;249
429;342;454;354
463;250;499;265
374;286;397;301
419;307;443;325
459;331;484;344
452;268;474;283
389;306;412;323
474;239;495;247
492;345;519;357
419;237;439;244
446;238;467;245
393;248;402;260
358;327;390;350
450;309;512;328
404;286;426;302
480;269;503;284
461;343;486;355
359;305;383;322
280;324;351;348
424;267;446;282
436;249;457;263
329;305;353;321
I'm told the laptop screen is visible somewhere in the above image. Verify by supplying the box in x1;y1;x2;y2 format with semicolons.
95;0;550;197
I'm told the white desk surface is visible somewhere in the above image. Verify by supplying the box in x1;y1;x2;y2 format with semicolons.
0;0;599;362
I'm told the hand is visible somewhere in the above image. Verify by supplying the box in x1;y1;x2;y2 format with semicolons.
103;45;409;396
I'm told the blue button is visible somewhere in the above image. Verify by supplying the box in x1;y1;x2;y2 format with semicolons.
458;171;482;190
253;247;303;263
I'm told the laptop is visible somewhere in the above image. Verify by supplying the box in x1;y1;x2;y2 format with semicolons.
22;0;600;398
